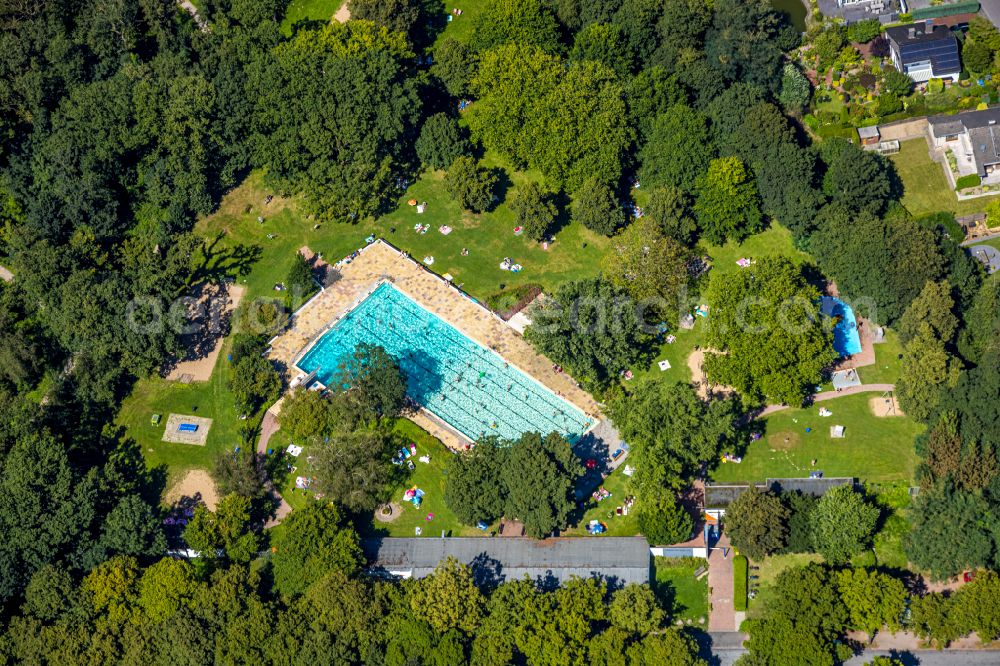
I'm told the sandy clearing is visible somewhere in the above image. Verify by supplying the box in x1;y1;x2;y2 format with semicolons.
164;469;219;511
166;282;245;382
334;2;351;22
869;395;904;417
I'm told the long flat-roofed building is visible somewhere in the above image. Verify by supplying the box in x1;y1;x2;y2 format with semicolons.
364;537;651;587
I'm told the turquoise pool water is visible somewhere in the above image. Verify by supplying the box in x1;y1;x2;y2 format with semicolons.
296;283;592;442
823;297;862;357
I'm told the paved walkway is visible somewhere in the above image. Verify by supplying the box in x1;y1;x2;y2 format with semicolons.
754;383;896;418
707;533;736;632
256;400;292;527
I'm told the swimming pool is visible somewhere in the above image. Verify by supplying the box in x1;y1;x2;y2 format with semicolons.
821;297;862;357
296;282;592;442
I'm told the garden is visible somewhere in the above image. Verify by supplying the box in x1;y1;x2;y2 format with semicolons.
653;557;709;626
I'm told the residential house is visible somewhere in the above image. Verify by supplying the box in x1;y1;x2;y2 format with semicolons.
885;23;961;83
928;107;1000;182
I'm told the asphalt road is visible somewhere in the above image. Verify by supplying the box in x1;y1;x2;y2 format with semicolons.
980;0;1000;28
712;648;1000;666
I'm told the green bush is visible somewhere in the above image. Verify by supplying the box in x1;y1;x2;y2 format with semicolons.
733;555;748;612
955;174;981;191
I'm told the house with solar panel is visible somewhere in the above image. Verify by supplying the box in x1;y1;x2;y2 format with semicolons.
884;23;961;83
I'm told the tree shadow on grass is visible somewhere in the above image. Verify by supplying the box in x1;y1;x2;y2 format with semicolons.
191;232;262;285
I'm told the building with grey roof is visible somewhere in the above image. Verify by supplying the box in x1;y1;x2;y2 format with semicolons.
885;23;961;83
363;537;651;588
928;107;1000;182
704;478;855;516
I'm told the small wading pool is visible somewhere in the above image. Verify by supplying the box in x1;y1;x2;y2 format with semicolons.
296;283;592;442
821;296;862;357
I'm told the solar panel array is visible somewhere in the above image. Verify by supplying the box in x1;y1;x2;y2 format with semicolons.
899;38;960;75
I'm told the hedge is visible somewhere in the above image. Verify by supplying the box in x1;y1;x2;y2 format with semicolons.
733;555;748;612
955;174;981;191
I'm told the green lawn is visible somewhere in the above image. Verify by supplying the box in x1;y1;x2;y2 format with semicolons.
890;139;1000;217
116;340;242;487
711;393;923;484
196;169;607;304
432;0;485;45
857;329;905;386
653;557;709;626
275;419;487;537
745;552;823;619
563;466;638;537
280;0;342;34
702;223;812;278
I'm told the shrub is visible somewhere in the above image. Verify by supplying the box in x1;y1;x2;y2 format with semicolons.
955;174;981;191
847;19;882;44
733;555;748;612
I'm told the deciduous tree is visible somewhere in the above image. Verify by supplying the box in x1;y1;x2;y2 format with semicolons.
333;343;408;420
445;156;498;213
416;113;472;171
601;217;690;318
724;486;789;559
639;105;713;193
693;156;763;244
270;503;362;598
409;557;486;633
810;486;879;563
837;568;907;636
571;178;626;236
509;182;558;242
704;258;837;406
312;430;400;512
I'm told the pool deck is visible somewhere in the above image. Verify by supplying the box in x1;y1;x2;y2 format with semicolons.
267;240;601;450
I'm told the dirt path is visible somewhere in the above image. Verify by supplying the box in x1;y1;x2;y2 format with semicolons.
176;0;207;31
755;384;896;418
164;469;219;510
333;1;351;22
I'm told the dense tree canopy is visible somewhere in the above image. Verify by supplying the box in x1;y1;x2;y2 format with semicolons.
601;217;691;317
254;21;421;221
526;277;653;388
809;485;879;564
809;207;949;325
445;432;581;538
703;258;837;406
470;46;632;192
638;105;713;193
610;380;739;493
693;156;763;244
